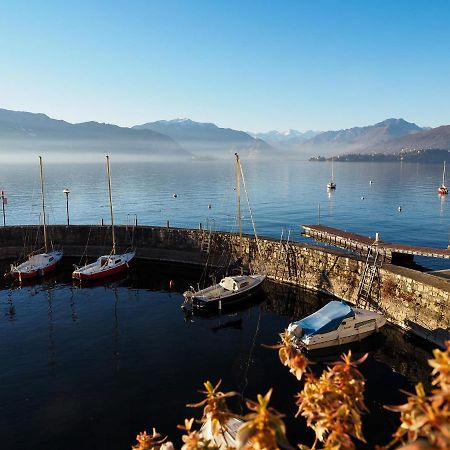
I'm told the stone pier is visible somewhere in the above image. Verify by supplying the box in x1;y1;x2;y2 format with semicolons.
0;224;449;347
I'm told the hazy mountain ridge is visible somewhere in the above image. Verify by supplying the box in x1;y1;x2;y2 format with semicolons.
1;108;449;162
0;109;189;159
133;119;275;159
299;118;424;157
249;129;322;152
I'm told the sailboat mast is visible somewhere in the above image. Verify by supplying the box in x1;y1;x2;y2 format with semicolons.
331;157;334;182
39;156;48;253
443;161;446;185
106;155;116;255
235;153;243;258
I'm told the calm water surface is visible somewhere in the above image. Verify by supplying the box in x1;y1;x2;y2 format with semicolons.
0;260;434;450
0;159;449;268
0;159;445;449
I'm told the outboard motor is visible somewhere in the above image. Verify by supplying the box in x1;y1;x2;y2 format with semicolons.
287;322;303;338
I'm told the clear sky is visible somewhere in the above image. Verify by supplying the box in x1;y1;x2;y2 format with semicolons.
1;0;449;132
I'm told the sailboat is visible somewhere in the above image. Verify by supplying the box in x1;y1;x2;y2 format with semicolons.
72;156;135;281
327;157;336;190
183;153;266;310
438;161;448;195
6;157;63;281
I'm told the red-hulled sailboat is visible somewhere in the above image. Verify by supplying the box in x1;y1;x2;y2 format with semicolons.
6;157;63;281
72;156;135;281
438;161;448;195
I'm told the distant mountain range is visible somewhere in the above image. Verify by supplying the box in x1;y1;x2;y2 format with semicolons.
248;129;321;152
1;108;449;161
300;118;425;157
133;118;274;159
0;108;187;159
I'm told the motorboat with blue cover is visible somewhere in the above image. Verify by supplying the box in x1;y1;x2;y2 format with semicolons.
287;300;386;351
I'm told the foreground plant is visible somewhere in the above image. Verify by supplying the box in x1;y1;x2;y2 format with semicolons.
273;330;368;450
132;429;173;450
384;341;450;450
188;380;238;437
296;351;368;450
236;389;291;450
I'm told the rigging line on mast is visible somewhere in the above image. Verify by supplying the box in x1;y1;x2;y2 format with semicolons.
39;156;48;253
237;157;262;258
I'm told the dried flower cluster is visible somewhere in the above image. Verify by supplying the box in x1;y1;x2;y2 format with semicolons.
384;340;450;449
132;429;173;450
236;389;291;450
273;331;310;380
296;351;368;450
131;338;450;450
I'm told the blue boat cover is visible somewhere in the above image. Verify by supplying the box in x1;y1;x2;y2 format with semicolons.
295;301;354;337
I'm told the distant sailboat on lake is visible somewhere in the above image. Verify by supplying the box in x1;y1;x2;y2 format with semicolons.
438;161;448;195
327;157;336;190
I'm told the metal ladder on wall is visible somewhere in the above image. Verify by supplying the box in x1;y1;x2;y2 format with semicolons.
357;246;380;308
201;218;215;253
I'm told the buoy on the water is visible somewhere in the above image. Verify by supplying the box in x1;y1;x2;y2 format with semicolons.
369;180;373;185
398;206;402;212
169;280;175;289
208;204;212;209
173;193;177;198
361;196;365;200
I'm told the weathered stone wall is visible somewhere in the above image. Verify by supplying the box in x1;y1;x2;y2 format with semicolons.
0;225;449;346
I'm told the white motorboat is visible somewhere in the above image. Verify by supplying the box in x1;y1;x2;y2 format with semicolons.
184;274;266;310
200;417;243;448
72;155;135;281
287;300;386;351
6;157;63;281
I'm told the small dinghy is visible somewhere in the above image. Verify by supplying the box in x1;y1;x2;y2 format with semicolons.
287;300;386;351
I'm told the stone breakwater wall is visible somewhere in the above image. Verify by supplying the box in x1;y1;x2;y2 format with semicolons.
1;225;449;346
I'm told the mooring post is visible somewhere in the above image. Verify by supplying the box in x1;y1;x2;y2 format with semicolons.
166;220;170;228
199;222;202;230
0;191;6;226
101;218;104;226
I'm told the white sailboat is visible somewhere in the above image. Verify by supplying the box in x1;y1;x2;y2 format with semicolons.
6;157;63;281
287;300;386;351
183;153;266;310
438;161;448;195
327;157;336;190
72;155;135;281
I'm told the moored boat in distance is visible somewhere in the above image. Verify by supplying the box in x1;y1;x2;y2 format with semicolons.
287;300;386;351
327;157;336;190
72;155;135;281
438;161;448;195
6;156;63;281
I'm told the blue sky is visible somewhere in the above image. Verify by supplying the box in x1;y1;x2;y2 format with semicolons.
0;0;449;131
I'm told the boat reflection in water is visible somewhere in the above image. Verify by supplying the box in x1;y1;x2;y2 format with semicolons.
0;260;436;450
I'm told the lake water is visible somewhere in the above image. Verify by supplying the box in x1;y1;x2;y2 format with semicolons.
0;159;449;269
0;158;447;449
0;259;434;450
